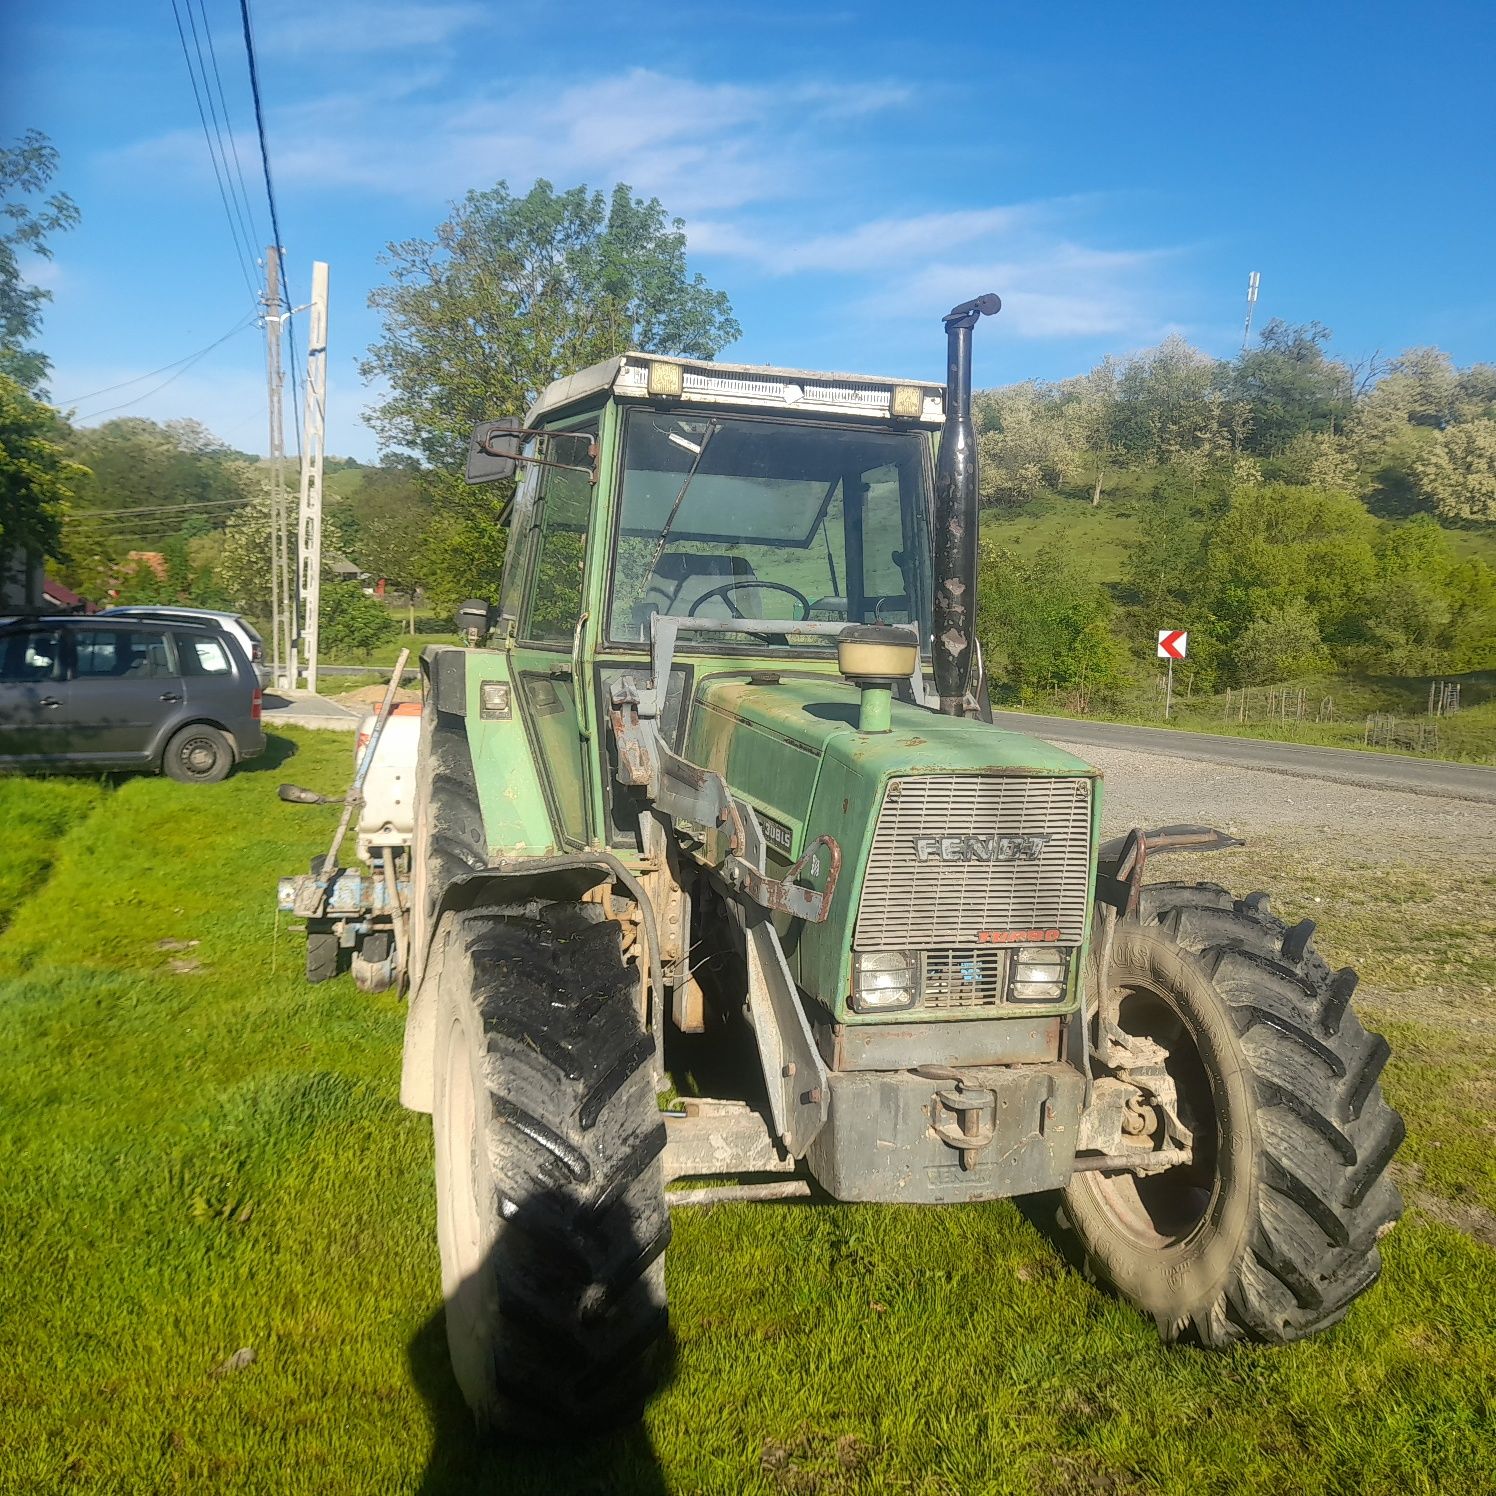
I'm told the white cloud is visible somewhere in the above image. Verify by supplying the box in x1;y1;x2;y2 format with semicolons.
259;2;487;56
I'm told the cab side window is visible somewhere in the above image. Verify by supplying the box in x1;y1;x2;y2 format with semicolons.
0;630;62;682
520;423;596;644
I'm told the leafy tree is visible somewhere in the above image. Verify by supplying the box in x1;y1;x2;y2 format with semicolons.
1232;598;1331;684
68;418;255;527
362;179;740;470
1198;484;1379;651
1229;321;1352;455
974;382;1077;506
0;372;84;559
976;539;1128;699
217;494;347;619
319;581;396;659
1;129;79;394
1413;419;1496;523
418;510;508;619
333;465;432;625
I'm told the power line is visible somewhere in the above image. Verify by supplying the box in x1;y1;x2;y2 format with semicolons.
57;312;257;407
70;314;258;421
72;494;260;518
181;0;260;272
168;0;259;303
236;0;303;456
195;0;263;255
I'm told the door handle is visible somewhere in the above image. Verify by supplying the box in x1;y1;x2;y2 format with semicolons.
160;692;181;703
39;696;61;708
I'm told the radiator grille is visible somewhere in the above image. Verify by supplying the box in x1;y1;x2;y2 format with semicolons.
854;775;1093;950
922;948;1008;1010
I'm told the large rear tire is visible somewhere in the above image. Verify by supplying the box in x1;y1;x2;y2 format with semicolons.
432;902;669;1437
1061;882;1403;1346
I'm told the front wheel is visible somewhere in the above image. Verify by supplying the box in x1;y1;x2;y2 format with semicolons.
432;902;669;1437
1061;882;1403;1346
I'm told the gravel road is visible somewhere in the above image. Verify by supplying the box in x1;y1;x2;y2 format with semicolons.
1050;738;1496;861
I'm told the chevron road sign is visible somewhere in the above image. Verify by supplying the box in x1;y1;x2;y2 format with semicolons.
1157;629;1188;660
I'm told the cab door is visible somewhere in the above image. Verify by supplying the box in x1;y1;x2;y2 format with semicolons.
508;419;598;849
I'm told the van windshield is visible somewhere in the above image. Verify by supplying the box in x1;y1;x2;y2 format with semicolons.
608;411;933;648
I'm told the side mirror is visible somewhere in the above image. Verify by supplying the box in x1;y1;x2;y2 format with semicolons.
466;417;522;485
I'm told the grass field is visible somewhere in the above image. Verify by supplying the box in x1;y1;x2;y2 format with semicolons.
2;735;1494;1494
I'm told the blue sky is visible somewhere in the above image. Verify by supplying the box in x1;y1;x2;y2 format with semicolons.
6;0;1494;459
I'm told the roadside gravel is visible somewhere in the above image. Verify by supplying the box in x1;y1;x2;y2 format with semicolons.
1053;739;1496;862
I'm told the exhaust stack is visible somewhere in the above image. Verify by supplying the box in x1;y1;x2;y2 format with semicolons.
931;293;1001;715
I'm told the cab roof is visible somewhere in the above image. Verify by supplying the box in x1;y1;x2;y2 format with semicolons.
525;352;948;429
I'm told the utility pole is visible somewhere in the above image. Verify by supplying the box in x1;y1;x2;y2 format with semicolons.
261;247;291;688
293;260;328;695
1241;270;1261;352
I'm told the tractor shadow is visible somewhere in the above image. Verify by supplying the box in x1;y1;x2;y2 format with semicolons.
407;1220;675;1496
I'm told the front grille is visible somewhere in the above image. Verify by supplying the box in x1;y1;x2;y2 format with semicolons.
854;775;1093;950
922;948;1008;1009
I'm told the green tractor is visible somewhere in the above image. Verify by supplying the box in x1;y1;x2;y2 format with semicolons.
398;297;1402;1434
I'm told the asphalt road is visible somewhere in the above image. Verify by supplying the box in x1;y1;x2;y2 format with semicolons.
993;711;1496;805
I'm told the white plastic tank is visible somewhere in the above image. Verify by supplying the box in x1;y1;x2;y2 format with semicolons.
354;703;422;859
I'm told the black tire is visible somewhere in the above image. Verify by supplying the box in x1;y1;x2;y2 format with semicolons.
1061;881;1403;1346
410;702;487;991
162;724;233;783
432;902;669;1437
306;930;339;984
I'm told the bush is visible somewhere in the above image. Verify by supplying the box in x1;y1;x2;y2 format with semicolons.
977;539;1129;702
318;582;396;659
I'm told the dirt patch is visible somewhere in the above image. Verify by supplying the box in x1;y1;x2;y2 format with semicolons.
1395;1164;1496;1249
335;684;421;709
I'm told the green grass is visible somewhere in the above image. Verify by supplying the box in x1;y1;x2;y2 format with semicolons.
2;742;1494;1494
981;489;1142;580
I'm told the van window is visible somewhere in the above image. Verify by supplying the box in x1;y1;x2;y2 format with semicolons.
175;632;231;675
75;629;174;679
0;630;62;682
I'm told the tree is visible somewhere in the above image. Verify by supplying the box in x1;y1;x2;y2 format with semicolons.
1232;598;1331;684
1414;419;1496;523
1229;320;1353;455
333;465;432;626
974;382;1078;506
319;581;396;659
0;372;84;559
217;493;349;620
1;130;79;394
976;539;1128;700
362;179;740;470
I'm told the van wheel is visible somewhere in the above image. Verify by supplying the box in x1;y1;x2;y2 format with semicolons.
163;724;233;783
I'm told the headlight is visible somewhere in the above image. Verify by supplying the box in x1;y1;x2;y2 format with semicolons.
1008;947;1069;1003
851;950;921;1013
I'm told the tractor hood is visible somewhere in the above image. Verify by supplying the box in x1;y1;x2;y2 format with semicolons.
686;673;1094;835
682;670;1101;1018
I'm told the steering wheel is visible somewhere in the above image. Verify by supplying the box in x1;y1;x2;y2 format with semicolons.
687;580;812;620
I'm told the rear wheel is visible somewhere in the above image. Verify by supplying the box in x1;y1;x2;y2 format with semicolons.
162;724;233;783
432;902;669;1437
1062;882;1403;1345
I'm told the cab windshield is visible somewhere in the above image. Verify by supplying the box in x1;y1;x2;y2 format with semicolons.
608;411;933;648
